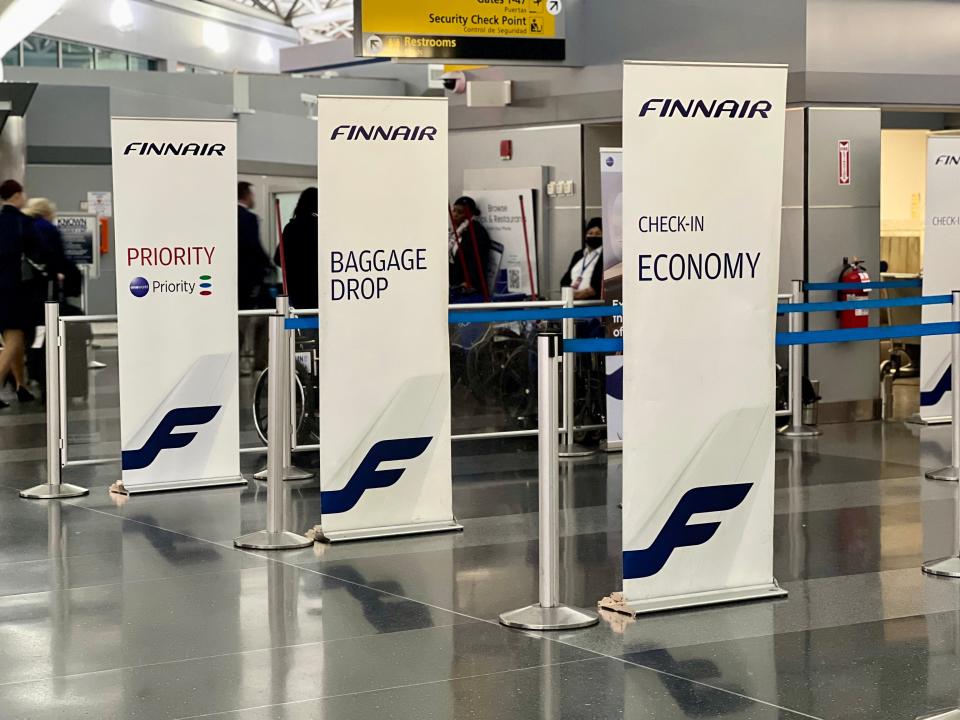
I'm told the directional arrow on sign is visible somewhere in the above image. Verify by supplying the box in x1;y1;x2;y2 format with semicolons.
548;0;562;15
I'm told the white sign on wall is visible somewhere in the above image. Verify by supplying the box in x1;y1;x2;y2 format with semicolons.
613;61;788;614
464;188;538;296
110;118;242;494
315;96;460;542
920;135;960;422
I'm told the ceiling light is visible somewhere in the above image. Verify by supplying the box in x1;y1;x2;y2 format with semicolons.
110;0;134;31
203;21;229;54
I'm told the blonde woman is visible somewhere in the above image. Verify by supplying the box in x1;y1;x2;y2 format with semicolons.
24;197;69;299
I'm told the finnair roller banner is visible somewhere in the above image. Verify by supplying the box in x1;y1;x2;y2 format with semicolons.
614;62;788;614
315;96;459;542
111;118;242;494
920;135;960;422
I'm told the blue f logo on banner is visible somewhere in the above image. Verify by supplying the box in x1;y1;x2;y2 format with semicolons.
321;437;433;514
623;483;753;580
121;406;221;470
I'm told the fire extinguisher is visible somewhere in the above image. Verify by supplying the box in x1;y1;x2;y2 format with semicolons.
837;257;870;329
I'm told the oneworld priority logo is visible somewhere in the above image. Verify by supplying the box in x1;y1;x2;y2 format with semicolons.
130;277;149;298
199;275;213;297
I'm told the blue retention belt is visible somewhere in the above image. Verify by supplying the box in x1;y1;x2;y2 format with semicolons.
564;338;624;354
447;305;620;324
286;317;319;330
777;321;960;346
777;294;950;314
805;279;922;291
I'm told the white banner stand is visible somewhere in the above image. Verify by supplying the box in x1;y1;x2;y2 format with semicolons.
313;96;461;542
110;118;244;494
919;134;960;424
602;61;788;616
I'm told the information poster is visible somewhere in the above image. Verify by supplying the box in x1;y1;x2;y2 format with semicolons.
111;118;241;494
601;148;624;338
355;0;565;61
920;134;960;422
56;213;98;268
615;62;788;614
465;188;538;295
315;96;459;542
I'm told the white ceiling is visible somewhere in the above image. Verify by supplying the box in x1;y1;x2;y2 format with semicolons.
199;0;353;42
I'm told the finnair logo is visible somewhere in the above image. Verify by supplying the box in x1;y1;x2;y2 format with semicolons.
622;483;752;579
329;125;438;141
123;142;227;157
935;155;960;166
638;99;773;119
321;437;433;514
121;406;221;470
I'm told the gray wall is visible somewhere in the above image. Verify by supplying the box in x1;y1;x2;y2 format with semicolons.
805;107;882;408
583;0;806;71
450;124;583;296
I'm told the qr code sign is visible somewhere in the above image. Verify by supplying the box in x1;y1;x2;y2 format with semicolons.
508;268;522;292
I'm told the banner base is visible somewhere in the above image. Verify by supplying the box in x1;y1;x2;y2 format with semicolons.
110;475;247;495
600;440;623;454
908;413;951;426
598;581;788;617
310;518;463;544
926;466;960;482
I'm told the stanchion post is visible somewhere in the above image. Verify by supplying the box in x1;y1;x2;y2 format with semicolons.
500;333;598;630
235;311;313;550
558;287;596;459
21;302;89;499
926;290;960;482
779;279;821;438
255;295;312;481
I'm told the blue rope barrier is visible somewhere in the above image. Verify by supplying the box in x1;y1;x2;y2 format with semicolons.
777;321;960;346
805;279;922;291
447;305;620;324
777;294;950;314
286;318;319;330
564;338;623;354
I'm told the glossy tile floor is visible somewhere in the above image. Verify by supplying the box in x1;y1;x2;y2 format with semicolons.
2;356;960;718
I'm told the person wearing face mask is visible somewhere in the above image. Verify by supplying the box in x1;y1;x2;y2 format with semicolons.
560;217;604;300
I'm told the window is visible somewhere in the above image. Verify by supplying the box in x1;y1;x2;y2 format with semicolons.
128;54;159;72
95;47;128;71
1;44;20;67
23;35;57;67
61;42;94;69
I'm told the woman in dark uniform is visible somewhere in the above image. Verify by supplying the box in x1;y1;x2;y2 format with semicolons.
0;180;43;407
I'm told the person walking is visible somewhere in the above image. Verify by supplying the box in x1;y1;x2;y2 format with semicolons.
275;187;318;311
0;180;43;407
237;182;272;376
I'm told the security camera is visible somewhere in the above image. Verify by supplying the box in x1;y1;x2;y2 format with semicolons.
441;71;467;94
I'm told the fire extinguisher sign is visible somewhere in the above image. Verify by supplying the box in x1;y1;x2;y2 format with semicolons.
838;140;852;186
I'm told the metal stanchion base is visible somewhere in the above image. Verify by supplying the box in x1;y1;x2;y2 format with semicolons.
499;603;599;631
558;443;596;459
88;361;107;370
253;465;314;481
919;709;960;720
925;466;960;482
778;424;822;438
20;483;89;499
233;530;314;550
922;556;960;578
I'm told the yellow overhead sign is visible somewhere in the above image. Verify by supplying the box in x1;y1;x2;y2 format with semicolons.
355;0;565;61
